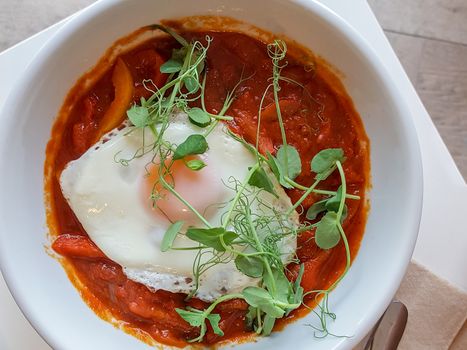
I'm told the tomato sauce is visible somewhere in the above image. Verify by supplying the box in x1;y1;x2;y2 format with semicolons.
45;20;369;348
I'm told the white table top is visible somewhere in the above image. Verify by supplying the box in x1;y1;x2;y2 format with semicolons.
0;1;466;349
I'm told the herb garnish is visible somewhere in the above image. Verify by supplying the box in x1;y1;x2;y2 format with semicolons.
118;26;361;342
172;134;208;160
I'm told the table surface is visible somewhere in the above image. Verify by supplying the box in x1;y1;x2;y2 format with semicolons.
0;1;466;349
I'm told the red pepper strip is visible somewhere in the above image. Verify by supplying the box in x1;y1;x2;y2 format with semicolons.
52;234;106;259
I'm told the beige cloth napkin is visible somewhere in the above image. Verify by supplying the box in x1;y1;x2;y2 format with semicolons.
355;261;467;349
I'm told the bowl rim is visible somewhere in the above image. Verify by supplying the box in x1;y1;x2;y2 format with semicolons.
0;0;423;349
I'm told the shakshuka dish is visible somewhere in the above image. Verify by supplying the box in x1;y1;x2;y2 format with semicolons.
44;17;370;347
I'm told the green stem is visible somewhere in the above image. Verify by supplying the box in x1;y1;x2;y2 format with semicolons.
152;24;189;47
245;208;276;296
202;88;234;137
335;161;346;218
147;42;207;105
171;246;207;251
256;308;263;334
284;177;359;200
314;189;359;200
274;300;301;309
333;223;351;287
149;124;174;152
203;120;219;137
200;72;208;112
202;70;245;137
158;173;211;228
218;235;278;259
209;114;233;121
325;160;350;292
204;293;244;315
273;74;287;148
241;251;278;258
302;160;351;290
286;178;321;215
222;164;259;229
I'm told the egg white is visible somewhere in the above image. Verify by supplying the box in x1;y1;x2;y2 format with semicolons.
60;112;298;301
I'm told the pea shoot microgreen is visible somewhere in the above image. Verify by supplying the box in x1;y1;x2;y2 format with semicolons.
234;255;264;278
184;158;206;171
161;221;184;252
306;199;328;220
175;293;242;342
118;26;362;343
126;103;149;128
186;107;211;127
175;307;224;342
277;144;302;180
186;227;238;252
247;166;278;198
266;144;302;189
172;134;208;160
311;148;345;180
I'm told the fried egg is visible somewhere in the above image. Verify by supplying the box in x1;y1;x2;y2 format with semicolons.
60;112;298;301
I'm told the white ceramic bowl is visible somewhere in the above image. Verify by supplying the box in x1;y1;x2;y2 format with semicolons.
0;0;422;349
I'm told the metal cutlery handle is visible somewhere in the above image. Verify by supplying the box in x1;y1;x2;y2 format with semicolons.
364;301;408;350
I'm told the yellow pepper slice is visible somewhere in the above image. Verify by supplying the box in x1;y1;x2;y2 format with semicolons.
95;58;134;141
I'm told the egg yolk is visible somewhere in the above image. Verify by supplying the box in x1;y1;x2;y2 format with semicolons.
142;156;225;226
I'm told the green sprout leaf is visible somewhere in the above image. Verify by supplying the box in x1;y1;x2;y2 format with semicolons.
242;287;285;318
175;307;223;341
266;152;285;185
242;287;272;306
175;308;205;327
175;307;217;342
292;264;305;305
234;255;264;278
187;107;211;127
265;146;302;188
184;76;199;94
306;199;328;220
311;148;345;180
266;152;293;189
206;313;224;336
186;227;238;252
173;134;208;160
262;268;290;303
160;59;183;73
276;145;302;181
161;221;184;252
245;306;258;329
127;105;149;128
325;185;343;213
185;158;206;171
306;187;345;221
248;166;278;197
262;314;276;336
315;211;341;249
